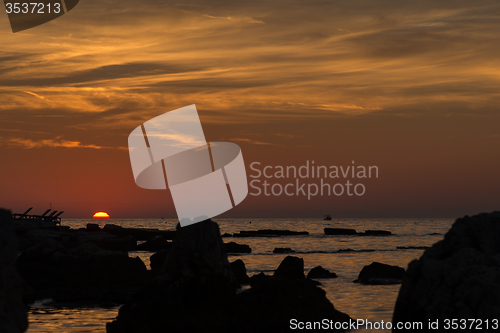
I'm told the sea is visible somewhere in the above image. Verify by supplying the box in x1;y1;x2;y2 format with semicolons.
26;217;455;333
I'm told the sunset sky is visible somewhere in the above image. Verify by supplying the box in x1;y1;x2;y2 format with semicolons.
1;0;499;218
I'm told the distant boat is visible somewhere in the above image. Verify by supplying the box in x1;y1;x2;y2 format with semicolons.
324;214;332;220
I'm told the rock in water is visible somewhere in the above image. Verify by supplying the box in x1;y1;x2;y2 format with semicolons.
0;209;28;333
274;256;305;279
355;262;405;285
230;259;250;284
308;266;338;279
224;241;252;254
160;220;236;289
107;222;351;333
393;212;500;331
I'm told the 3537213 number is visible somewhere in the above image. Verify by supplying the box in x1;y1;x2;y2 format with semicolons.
5;2;61;14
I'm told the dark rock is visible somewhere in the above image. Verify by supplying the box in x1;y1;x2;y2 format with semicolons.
86;223;101;232
225;242;251;254
158;220;236;288
230;259;250;284
221;233;232;237
362;229;392;236
355;262;405;285
0;209;28;333
393;212;500;331
16;239;148;303
274;256;305;279
273;247;295;254
102;224;175;241
238;277;351;332
249;271;271;286
324;228;358;235
307;266;338;279
149;249;169;273
233;229;309;237
108;235;351;333
136;236;172;252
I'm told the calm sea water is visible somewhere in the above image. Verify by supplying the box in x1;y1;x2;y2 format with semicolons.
26;217;454;333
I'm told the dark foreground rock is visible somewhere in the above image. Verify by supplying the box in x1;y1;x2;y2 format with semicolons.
107;221;351;333
324;228;358;235
233;229;309;237
0;209;28;333
308;266;338;279
17;239;148;303
355;262;405;285
136;236;172;252
393;212;500;331
274;256;305;279
225;241;252;254
230;259;250;284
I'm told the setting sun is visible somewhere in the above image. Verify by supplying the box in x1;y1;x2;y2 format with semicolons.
93;212;110;219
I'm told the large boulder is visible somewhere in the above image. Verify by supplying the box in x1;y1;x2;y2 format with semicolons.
0;209;28;333
230;259;250;285
393;212;500;331
274;256;305;279
107;222;351;333
355;262;405;285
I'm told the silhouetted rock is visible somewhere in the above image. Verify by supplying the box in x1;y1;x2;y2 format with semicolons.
225;241;251;254
393;212;500;331
355;262;405;285
274;256;305;279
149;249;169;273
102;224;175;241
233;229;309;237
308;266;338;279
17;239;148;303
221;233;232;237
273;247;295;254
362;229;392;236
107;222;351;333
230;259;250;284
0;209;28;333
238;277;351;332
324;228;358;235
86;223;101;232
136;236;172;252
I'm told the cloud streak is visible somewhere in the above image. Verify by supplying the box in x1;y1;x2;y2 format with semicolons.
8;137;127;150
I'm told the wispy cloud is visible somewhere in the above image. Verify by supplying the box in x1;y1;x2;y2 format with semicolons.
230;138;278;146
9;137;126;150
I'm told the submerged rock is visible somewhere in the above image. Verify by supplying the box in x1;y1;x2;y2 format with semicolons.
324;228;358;235
355;262;405;285
393;212;500;331
0;209;28;333
362;230;392;236
273;247;295;254
225;241;252;254
233;229;309;237
308;266;338;279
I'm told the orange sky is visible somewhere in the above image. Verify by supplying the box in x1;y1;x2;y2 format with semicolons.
0;0;499;218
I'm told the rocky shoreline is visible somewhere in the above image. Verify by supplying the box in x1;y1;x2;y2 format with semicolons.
3;209;500;332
